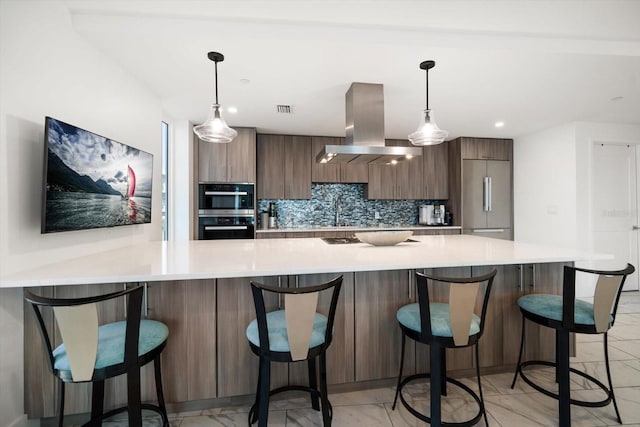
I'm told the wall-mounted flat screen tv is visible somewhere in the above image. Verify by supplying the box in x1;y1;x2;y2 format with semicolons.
42;117;153;233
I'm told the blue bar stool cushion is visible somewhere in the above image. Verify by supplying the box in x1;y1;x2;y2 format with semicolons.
397;302;481;337
246;310;328;352
53;320;169;372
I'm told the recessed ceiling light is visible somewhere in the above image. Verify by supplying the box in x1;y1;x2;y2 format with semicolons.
227;106;238;114
495;121;505;128
610;96;624;102
239;78;250;84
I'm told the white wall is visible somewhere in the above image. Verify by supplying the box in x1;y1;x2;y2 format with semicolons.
0;1;162;425
514;121;640;296
514;123;578;248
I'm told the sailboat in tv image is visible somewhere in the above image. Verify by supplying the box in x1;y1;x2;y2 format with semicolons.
42;117;153;233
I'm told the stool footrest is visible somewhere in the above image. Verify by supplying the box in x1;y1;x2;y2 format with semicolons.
397;373;483;427
516;360;613;408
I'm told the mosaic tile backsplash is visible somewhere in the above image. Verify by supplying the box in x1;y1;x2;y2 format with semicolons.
258;183;446;228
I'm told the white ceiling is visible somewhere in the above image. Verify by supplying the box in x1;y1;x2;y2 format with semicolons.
63;0;640;140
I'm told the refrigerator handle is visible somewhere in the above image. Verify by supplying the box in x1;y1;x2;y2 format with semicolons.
488;176;492;212
483;176;490;212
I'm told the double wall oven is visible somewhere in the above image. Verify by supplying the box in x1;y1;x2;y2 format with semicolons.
198;182;255;240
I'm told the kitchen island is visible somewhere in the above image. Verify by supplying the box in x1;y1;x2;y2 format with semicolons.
1;235;604;419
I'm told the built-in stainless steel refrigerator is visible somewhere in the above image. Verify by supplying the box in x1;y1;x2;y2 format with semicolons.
462;159;512;240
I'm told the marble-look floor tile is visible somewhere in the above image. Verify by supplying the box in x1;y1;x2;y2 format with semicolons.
617;303;640;314
610;340;640;359
329;386;396;406
609;325;640;341
570;360;640;389
287;403;392;426
180;411;286;427
574;387;640;425
614;313;640;326
573;341;637;362
484;391;607;427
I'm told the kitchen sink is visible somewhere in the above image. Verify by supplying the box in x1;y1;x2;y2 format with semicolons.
321;236;361;244
321;236;418;244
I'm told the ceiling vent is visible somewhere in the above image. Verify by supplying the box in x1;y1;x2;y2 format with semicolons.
276;105;292;114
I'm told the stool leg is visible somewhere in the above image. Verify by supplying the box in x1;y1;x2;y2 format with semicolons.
475;343;489;427
557;329;571;427
90;380;104;426
57;380;65;427
249;356;263;425
154;355;169;426
392;332;407;410
511;315;526;389
308;357;320;411
127;367;143;427
441;347;447;397
604;333;623;424
319;352;331;426
430;342;443;427
258;356;271;427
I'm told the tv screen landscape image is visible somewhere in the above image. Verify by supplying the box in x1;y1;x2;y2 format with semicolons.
42;117;153;233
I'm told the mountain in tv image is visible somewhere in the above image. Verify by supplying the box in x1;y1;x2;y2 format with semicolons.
43;118;153;233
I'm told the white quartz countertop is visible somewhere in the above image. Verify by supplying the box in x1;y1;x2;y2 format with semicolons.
0;235;608;288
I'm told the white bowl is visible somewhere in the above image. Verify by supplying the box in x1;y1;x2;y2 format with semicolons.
355;230;413;246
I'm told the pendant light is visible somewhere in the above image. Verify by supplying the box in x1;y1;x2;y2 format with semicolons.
408;60;448;146
193;51;238;143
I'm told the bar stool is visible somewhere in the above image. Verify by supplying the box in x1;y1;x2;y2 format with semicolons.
511;263;634;427
24;285;169;427
392;269;497;427
246;276;342;427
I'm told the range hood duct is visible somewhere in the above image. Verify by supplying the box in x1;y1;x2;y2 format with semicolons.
316;82;422;164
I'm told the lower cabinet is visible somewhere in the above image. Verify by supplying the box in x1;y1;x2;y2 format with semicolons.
23;262;570;418
354;270;415;381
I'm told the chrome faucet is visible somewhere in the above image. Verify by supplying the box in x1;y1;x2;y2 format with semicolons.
335;195;343;226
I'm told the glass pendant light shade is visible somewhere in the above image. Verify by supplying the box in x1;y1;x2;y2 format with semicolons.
408;109;449;146
193;51;237;143
194;104;238;143
409;60;448;146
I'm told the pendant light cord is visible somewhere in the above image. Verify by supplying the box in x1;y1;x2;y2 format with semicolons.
425;68;429;110
214;60;219;105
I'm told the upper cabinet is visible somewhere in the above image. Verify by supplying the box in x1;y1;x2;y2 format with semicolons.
423;142;449;199
459;137;512;161
198;127;256;183
311;137;369;184
367;139;423;200
257;134;311;199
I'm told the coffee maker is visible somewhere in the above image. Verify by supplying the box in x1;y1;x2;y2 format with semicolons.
419;204;446;225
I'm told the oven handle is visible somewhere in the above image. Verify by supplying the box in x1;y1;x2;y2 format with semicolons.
204;226;249;231
204;191;248;196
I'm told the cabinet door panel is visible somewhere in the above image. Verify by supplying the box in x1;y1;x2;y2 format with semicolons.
424;143;449;199
367;164;396;199
288;272;355;386
198;136;227;182
355;270;414;381
462;159;488;228
216;276;288;397
311;137;341;183
284;136;311;199
228;128;256;183
257;135;285;199
487;160;512;229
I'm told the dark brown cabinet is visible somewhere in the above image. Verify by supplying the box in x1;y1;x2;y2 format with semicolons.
366;139;423;200
257;134;311;199
423;142;449;199
198;127;256;183
310;136;368;183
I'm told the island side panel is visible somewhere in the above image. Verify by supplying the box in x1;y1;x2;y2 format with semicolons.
216;276;288;397
288;272;355;386
354;270;416;382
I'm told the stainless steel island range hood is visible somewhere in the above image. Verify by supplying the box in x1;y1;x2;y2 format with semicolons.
316;82;422;164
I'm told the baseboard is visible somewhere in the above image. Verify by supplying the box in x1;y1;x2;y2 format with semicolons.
5;414;34;427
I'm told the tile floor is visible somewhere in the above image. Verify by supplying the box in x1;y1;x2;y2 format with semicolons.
109;291;640;426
